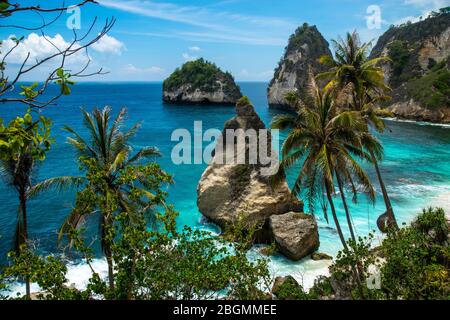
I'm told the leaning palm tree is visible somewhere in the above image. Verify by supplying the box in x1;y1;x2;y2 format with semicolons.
317;31;399;232
56;106;161;290
271;74;376;248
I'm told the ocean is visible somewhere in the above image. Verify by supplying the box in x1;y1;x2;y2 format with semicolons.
1;82;449;291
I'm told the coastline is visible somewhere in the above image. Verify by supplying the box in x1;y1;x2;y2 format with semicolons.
382;117;450;128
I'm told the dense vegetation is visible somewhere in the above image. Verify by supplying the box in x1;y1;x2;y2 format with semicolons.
285;23;329;55
371;9;450;114
405;57;450;109
163;58;237;93
273;208;449;300
0;1;448;301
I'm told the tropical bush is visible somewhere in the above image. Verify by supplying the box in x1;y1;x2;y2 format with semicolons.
307;208;450;300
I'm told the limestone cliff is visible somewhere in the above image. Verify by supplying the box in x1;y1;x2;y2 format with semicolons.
163;58;242;104
370;10;450;123
267;23;332;110
197;97;319;260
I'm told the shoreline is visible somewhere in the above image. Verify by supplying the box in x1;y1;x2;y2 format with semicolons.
382;117;450;128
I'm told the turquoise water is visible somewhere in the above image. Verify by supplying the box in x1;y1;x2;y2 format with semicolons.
1;82;449;288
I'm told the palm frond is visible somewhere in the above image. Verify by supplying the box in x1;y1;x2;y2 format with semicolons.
28;176;86;198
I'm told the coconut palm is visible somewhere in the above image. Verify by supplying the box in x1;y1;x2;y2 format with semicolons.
317;31;390;96
0;150;33;297
271;74;376;247
317;31;399;232
56;106;161;290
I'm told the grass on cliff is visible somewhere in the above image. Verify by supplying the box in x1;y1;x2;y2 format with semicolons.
406;57;450;109
163;58;236;93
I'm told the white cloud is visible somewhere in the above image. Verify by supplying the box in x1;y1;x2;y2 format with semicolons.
123;64;164;74
237;68;273;81
98;0;294;46
240;69;249;76
91;34;125;55
404;0;447;9
0;33;88;65
182;52;198;61
188;46;201;52
393;0;448;26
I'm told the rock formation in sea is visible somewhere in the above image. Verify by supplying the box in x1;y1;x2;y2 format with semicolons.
197;96;319;261
370;10;450;123
267;23;332;110
162;58;242;104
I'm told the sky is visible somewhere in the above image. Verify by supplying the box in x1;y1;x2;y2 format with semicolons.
0;0;449;82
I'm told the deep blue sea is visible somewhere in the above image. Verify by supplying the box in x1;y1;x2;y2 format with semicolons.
1;82;449;290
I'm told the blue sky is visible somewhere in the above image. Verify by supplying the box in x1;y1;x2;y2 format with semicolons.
1;0;448;81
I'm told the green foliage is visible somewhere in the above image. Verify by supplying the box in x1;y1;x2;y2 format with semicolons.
388;40;411;80
163;58;236;93
329;233;380;299
109;214;271;300
0;110;53;161
380;208;449;299
0;1;11;17
0;211;272;300
19;83;39;100
1;248;84;300
236;96;251;107
272;276;310;300
286;23;327;56
222;211;265;251
55;68;75;95
312;208;449;300
405;57;450;109
308;276;334;299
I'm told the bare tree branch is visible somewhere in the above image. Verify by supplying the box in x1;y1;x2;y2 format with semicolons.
2;0;97;16
0;2;115;110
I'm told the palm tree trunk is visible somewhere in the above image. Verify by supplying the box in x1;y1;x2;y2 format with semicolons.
106;250;115;291
19;192;31;299
325;180;366;299
369;150;399;231
324;181;348;251
336;172;356;242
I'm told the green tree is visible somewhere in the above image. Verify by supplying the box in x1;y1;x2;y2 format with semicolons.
0;110;52;298
271;73;376;248
60;107;163;290
317;31;399;231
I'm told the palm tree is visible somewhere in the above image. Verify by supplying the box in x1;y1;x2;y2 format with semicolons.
0;150;33;297
317;31;399;232
57;106;161;290
271;74;376;248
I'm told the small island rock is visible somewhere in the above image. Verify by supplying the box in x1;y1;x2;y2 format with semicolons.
163;58;242;104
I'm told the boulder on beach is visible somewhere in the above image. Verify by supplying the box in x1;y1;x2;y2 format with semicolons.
269;212;320;261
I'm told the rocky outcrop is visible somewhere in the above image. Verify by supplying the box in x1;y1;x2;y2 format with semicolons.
370;11;450;123
163;58;242;104
269;212;320;261
197;97;302;229
197;97;319;260
267;23;332;110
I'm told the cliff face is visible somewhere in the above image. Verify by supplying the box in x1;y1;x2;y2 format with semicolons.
371;11;450;123
267;23;332;110
163;58;242;104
